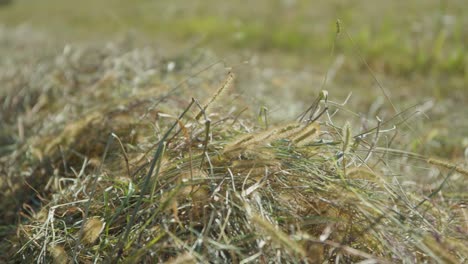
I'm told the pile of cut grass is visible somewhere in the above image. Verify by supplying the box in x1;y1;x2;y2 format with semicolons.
0;29;467;263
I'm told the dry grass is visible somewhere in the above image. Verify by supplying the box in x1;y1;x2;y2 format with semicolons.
0;27;467;263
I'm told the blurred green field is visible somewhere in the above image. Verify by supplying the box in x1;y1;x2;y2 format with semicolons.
1;0;467;74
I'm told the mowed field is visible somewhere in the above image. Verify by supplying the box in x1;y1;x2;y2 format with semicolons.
0;0;467;263
2;0;467;156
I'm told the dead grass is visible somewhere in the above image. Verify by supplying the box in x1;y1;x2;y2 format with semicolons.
0;27;467;263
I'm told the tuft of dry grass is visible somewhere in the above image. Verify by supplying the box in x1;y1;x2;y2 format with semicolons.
0;28;467;263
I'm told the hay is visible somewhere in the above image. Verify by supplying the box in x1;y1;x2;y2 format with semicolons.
0;29;466;263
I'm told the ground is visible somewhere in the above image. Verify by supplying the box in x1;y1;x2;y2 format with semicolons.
0;1;467;263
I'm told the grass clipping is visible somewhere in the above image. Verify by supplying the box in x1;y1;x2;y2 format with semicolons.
1;40;467;263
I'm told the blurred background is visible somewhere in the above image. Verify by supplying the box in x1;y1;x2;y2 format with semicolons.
0;0;466;73
0;0;467;159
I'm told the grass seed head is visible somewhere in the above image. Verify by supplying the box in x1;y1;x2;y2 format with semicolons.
81;218;105;245
48;245;70;264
